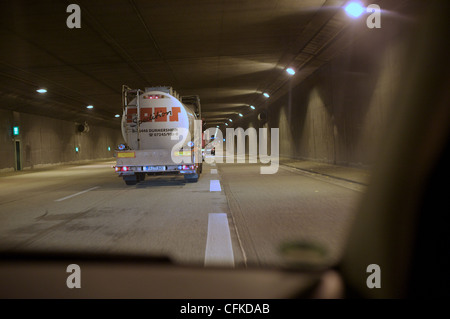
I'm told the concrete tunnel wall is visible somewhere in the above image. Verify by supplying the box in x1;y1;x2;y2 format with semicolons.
237;24;409;169
0;110;124;172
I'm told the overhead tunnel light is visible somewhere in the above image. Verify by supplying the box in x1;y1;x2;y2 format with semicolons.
229;119;233;122
250;105;255;110
238;113;243;117
344;1;365;18
86;105;94;109
36;88;47;94
286;68;296;75
115;114;120;118
263;92;270;98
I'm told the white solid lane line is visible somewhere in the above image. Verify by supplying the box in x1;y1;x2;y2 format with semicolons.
210;169;218;174
54;186;100;202
210;180;221;192
205;213;235;267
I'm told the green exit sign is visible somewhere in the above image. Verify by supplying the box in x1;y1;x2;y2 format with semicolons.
13;126;19;136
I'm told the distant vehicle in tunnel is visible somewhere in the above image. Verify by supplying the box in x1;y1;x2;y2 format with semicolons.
115;86;203;185
205;135;216;156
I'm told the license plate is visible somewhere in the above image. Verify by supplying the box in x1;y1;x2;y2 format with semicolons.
147;166;166;171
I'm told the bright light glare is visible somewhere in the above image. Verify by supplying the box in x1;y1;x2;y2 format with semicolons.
225;123;228;126
36;88;47;94
86;105;94;109
238;113;243;117
286;68;295;75
250;105;255;110
115;114;120;118
229;119;233;122
263;92;270;98
345;2;364;18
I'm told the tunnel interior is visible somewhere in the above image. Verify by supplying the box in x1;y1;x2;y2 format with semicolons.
0;0;448;300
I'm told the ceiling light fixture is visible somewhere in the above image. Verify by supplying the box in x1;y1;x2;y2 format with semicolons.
344;1;365;18
115;114;120;118
86;105;94;109
238;113;243;117
286;68;296;75
250;105;255;110
229;119;233;122
36;88;47;94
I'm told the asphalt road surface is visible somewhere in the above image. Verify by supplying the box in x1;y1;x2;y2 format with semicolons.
0;158;365;269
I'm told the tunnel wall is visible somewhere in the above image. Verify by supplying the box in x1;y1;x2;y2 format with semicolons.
0;110;124;172
239;25;409;168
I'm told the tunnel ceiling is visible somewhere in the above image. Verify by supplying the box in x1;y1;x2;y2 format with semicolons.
0;0;412;129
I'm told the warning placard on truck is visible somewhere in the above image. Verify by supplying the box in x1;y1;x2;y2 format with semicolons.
117;152;136;158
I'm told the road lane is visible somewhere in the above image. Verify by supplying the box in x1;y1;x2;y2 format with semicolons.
0;162;116;205
0;161;242;266
217;162;364;268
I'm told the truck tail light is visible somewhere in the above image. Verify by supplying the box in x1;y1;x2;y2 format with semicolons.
180;165;195;170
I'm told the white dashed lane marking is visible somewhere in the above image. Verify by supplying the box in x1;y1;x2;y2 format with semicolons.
209;180;221;192
54;186;100;202
204;213;235;267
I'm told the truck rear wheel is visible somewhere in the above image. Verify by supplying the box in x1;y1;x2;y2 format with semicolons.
184;173;199;183
123;175;137;186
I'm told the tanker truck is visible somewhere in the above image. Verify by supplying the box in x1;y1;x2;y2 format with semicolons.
114;85;203;185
